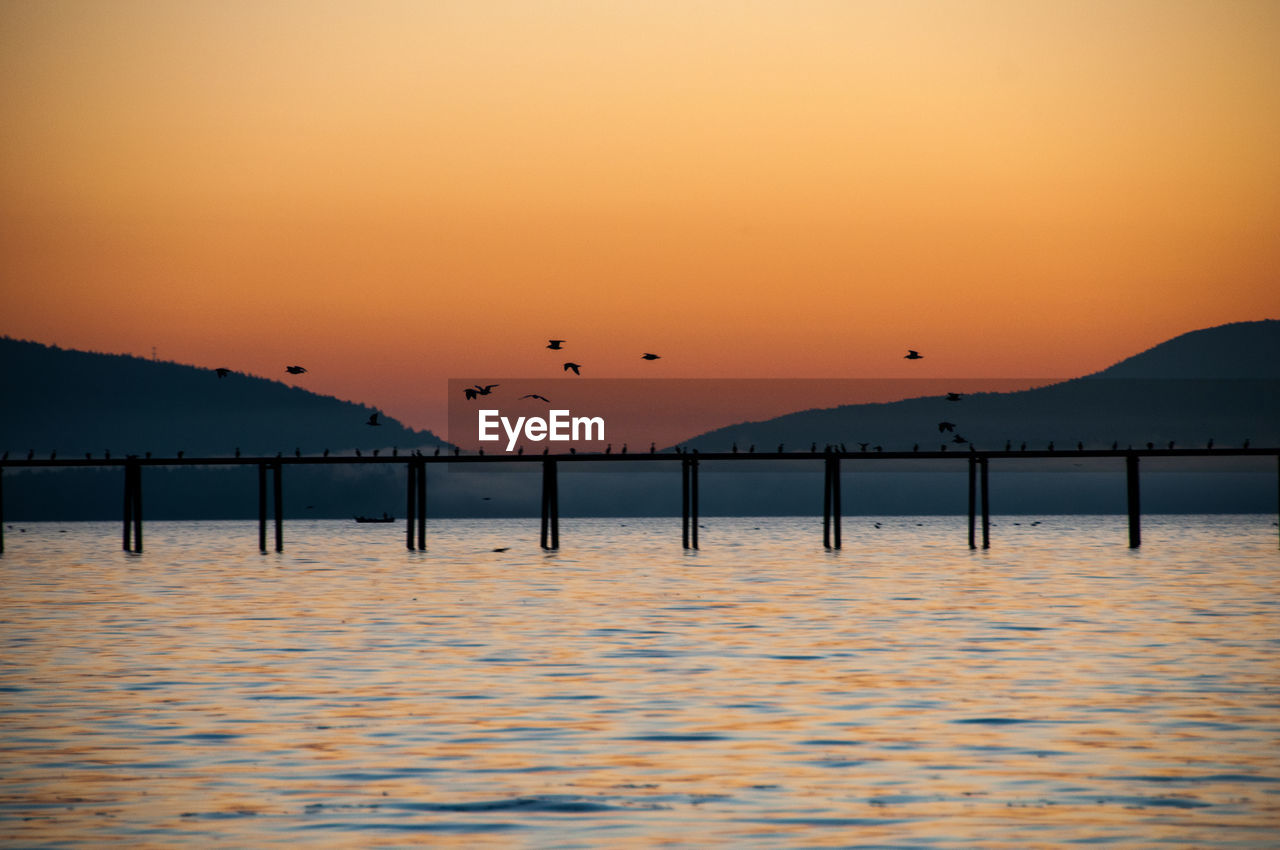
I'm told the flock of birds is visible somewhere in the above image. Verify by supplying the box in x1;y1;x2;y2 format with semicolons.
457;339;662;405
2;345;1253;463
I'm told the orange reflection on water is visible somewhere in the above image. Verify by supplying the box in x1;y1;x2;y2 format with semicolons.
1;516;1277;846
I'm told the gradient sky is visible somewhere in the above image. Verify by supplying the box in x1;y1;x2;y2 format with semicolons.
2;0;1278;434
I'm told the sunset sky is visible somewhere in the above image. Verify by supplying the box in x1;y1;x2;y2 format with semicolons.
2;0;1278;435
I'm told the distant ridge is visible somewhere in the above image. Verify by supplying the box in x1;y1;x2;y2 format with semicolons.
0;337;448;457
681;320;1280;452
1091;319;1280;379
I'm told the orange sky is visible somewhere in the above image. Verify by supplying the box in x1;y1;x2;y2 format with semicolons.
2;0;1278;435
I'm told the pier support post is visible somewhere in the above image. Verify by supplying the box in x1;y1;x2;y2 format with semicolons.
122;460;142;553
980;456;990;550
823;456;842;550
417;459;426;551
681;457;699;550
1;466;5;555
258;462;267;553
682;458;689;549
692;458;699;549
272;461;283;553
541;459;559;550
1126;454;1141;549
832;456;841;549
406;461;417;550
406;460;427;551
823;457;831;549
968;455;977;550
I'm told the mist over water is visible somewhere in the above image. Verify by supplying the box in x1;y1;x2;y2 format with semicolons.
2;516;1278;846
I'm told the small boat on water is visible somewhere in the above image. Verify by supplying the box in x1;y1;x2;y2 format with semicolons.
354;513;395;523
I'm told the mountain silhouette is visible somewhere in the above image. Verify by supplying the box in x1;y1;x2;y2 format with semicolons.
681;320;1279;453
0;337;448;457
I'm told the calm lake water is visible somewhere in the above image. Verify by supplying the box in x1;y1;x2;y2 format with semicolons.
2;515;1278;847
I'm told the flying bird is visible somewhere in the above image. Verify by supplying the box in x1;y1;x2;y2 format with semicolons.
904;350;923;360
215;368;231;379
641;353;661;360
563;362;581;375
547;339;565;350
521;394;550;402
286;365;307;375
463;388;479;400
367;413;381;426
945;392;962;401
473;384;498;395
938;421;956;433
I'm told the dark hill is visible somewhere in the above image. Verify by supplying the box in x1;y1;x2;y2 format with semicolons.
682;320;1280;453
0;337;448;458
1092;319;1280;379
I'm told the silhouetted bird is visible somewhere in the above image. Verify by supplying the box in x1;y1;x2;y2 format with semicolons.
27;449;33;460
569;447;576;455
521;394;550;402
473;384;498;396
650;442;656;454
1047;441;1054;451
1168;440;1175;450
176;450;183;459
355;449;362;457
859;443;869;452
1243;438;1250;449
517;446;524;455
2;451;7;460
367;413;381;426
605;444;612;454
749;444;755;453
1206;438;1213;449
1147;442;1154;450
1112;441;1118;451
295;448;301;457
1077;441;1083;451
1005;440;1012;451
938;421;956;433
104;450;110;459
940;444;947;452
912;443;919;452
777;443;784;453
946;392;962;401
542;447;549;455
621;444;627;454
641;353;661;360
732;442;738;453
464;388;479;400
453;447;459;456
392;447;398;457
874;445;883;452
904;350;923;360
216;368;231;378
811;442;817;453
85;452;91;459
286;365;307;374
235;447;241;458
1020;442;1027;451
563;362;581;375
475;448;481;456
547;339;565;350
952;435;966;444
434;447;441;456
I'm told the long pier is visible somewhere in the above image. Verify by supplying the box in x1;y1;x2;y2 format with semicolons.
1;448;1277;555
